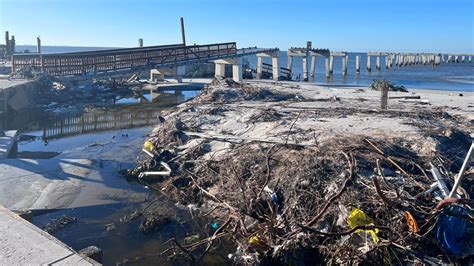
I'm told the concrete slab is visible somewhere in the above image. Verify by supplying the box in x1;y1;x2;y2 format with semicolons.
0;205;98;265
0;127;152;212
0;130;17;159
0;79;30;90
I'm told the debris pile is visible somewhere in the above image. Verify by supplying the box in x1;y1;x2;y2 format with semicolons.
128;81;473;264
197;78;303;103
43;215;77;234
370;79;408;92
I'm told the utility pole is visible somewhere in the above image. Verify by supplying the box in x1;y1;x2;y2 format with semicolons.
180;17;186;46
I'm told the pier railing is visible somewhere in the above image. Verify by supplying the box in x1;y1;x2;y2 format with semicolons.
42;107;163;140
12;42;238;77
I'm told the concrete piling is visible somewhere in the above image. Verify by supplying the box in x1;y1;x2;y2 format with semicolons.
376;56;381;71
5;31;9;55
36;36;41;53
367;55;371;72
303;41;311;81
310;55;316;77
287;56;293;70
342;56;348;76
329;55;334;74
215;63;225;78
10;36;15;54
214;58;242;82
461;55;465;62
302;56;308;81
469;56;472;63
325;57;330;78
272;56;279;81
255;51;280;81
232;59;243;82
355;55;360;73
256;56;263;79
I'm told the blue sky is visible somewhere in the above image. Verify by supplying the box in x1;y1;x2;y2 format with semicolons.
0;0;472;53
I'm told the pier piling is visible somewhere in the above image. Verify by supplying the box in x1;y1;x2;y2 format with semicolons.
325;57;330;78
5;31;10;55
367;55;371;72
256;56;263;79
310;55;316;77
302;56;308;81
36;36;41;53
355;55;360;73
271;56;279;81
287;56;293;70
342;55;348;76
329;55;334;74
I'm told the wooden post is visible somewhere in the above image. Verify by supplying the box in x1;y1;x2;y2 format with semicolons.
381;81;388;110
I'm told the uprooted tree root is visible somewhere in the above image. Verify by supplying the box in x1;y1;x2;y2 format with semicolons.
130;130;473;265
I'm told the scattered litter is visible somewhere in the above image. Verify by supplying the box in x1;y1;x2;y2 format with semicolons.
347;208;379;243
138;161;171;178
436;204;473;258
404;211;419;233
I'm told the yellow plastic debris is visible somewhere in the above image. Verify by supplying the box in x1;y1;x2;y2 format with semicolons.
347;208;379;243
143;140;155;153
249;235;260;245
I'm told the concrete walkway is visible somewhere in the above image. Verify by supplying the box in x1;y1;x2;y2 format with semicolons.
0;205;98;265
0;130;17;159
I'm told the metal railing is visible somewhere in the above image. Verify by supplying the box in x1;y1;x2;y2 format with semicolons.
42;106;164;140
12;42;238;77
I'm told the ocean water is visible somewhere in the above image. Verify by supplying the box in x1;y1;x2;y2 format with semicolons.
244;51;474;92
15;45;474;92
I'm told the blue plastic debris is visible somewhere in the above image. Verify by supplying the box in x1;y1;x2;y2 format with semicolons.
271;192;278;204
211;222;219;231
436;205;469;257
